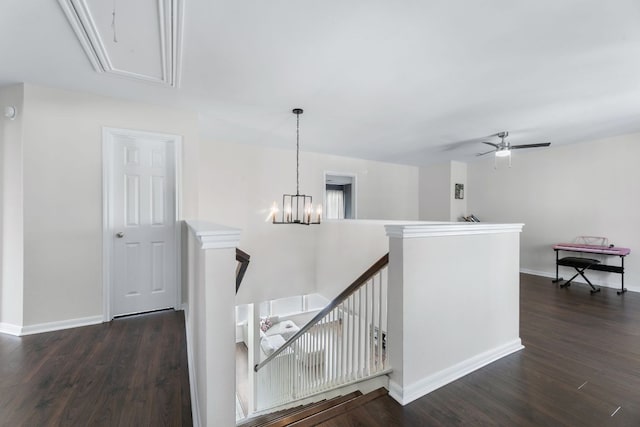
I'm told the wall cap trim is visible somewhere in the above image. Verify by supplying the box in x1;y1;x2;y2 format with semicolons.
385;222;524;238
186;220;241;249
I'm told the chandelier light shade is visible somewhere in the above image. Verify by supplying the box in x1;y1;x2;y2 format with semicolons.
270;108;322;225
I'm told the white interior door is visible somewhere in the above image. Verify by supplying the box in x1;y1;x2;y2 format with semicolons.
106;129;178;318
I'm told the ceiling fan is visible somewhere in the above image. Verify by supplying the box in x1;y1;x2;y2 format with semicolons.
477;131;551;158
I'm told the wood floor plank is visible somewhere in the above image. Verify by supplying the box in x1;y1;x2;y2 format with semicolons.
0;310;192;427
3;274;640;426
323;274;640;426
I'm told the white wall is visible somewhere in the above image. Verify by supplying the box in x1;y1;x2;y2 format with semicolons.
18;84;199;326
0;96;3;324
198;139;419;305
418;162;450;221
0;84;24;330
386;224;523;405
468;133;640;292
315;220;390;301
0;82;420;328
419;160;467;222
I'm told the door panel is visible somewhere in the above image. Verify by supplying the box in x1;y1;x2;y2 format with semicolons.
110;133;176;317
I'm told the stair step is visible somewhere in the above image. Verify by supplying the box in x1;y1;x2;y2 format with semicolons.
237;391;364;427
237;404;306;427
262;391;363;427
288;387;388;427
238;388;389;427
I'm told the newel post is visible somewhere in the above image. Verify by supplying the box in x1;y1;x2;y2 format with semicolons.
186;221;241;427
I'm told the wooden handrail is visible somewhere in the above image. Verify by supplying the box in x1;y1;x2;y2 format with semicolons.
255;252;389;372
236;248;250;294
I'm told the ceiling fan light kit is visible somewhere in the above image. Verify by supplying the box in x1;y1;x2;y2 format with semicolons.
495;148;511;158
476;131;551;167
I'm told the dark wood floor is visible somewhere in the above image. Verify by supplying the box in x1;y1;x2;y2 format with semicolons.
321;274;640;426
4;275;639;426
0;309;192;427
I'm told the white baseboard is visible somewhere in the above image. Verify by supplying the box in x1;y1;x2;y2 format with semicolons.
389;339;524;406
20;315;103;336
388;378;404;405
520;268;635;292
0;322;22;336
182;303;201;427
519;268;557;280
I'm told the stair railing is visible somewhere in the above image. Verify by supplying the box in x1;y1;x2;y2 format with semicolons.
254;253;389;410
236;248;250;294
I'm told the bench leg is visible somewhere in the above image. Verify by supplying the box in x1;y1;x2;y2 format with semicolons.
559;267;601;294
552;250;563;284
575;268;600;294
559;271;580;288
617;256;627;295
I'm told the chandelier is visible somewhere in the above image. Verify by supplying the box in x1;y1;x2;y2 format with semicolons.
270;108;322;225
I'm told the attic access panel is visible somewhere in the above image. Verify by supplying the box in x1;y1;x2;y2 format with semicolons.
58;0;183;86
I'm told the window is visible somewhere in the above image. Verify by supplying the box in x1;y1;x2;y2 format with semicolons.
325;173;356;219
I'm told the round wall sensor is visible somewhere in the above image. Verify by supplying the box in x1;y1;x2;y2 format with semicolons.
4;106;17;120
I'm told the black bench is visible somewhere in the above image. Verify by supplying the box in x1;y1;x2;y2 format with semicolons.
556;257;601;294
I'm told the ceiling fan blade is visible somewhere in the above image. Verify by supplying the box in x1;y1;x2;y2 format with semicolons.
482;141;500;148
511;142;551;150
476;150;495;157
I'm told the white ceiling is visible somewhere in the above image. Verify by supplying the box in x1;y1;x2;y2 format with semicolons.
2;0;640;165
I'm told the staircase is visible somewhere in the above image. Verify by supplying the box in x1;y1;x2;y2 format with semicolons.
254;254;390;411
238;388;388;427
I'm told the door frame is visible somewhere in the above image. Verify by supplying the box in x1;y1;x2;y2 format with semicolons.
102;127;183;321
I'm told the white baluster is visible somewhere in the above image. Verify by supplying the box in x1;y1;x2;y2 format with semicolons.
378;271;383;372
253;263;388;412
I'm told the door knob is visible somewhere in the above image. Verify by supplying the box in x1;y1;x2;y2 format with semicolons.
116;232;125;238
